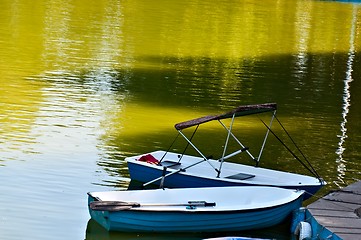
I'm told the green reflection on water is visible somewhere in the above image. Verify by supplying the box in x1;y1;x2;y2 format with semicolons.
0;0;360;71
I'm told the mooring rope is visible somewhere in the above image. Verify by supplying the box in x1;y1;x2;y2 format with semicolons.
273;115;321;179
260;119;321;179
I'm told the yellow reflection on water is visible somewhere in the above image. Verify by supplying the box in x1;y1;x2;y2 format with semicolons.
107;103;208;137
109;103;272;137
0;0;360;157
1;0;360;73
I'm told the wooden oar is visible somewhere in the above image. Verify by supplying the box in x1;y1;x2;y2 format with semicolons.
89;200;216;211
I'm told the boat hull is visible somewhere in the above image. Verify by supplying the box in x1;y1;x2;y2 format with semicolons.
127;151;324;199
88;187;304;232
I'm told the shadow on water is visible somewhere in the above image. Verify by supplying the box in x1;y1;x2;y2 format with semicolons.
106;52;360;112
85;218;294;240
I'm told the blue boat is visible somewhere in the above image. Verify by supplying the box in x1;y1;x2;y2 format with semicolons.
87;186;304;232
127;104;325;199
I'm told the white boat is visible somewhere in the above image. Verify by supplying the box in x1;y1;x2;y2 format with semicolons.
88;186;304;232
127;103;325;198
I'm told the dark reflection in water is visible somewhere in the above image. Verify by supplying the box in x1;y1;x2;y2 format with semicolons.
85;218;293;240
105;52;357;113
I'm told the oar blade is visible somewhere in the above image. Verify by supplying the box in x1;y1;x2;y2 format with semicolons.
89;201;139;211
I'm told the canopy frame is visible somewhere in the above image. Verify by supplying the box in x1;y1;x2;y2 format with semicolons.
175;103;277;176
143;103;278;188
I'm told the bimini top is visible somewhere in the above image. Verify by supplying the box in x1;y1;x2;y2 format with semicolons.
175;103;277;130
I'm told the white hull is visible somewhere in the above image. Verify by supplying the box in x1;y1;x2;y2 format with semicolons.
127;150;324;197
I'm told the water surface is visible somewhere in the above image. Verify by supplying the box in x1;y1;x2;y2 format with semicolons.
0;0;360;239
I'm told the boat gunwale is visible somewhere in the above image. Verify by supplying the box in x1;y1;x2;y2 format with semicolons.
88;192;304;214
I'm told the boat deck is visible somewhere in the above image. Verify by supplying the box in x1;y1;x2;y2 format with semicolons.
307;180;361;240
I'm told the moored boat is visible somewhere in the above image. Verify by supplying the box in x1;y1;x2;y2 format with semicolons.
127;150;323;198
126;103;325;198
88;186;304;232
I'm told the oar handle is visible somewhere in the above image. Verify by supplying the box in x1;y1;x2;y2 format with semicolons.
188;201;216;207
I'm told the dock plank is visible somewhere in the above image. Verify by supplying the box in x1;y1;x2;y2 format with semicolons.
307;198;357;211
333;233;361;239
330;227;361;234
307;181;361;240
324;191;361;204
342;182;361;194
309;208;357;218
314;216;361;228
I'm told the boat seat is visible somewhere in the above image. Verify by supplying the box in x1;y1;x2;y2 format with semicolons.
160;161;182;169
225;173;255;180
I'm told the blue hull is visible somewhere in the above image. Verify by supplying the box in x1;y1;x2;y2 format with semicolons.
127;161;322;199
291;208;342;240
88;195;303;232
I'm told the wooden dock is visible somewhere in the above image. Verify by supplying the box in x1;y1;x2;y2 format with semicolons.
307;180;361;240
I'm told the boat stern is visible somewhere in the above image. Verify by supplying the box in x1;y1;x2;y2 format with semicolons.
87;193;112;231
